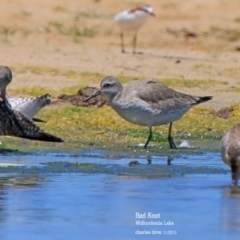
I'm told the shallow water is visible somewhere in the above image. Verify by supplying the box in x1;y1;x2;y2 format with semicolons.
0;149;239;240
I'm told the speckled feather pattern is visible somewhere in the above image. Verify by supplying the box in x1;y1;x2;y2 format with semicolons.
0;101;62;142
0;65;62;142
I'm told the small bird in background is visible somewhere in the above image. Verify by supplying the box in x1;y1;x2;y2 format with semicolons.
221;124;240;186
114;5;155;54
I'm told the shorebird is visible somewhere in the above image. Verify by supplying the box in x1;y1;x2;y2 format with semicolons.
221;124;240;186
114;5;155;54
0;65;63;142
85;76;212;149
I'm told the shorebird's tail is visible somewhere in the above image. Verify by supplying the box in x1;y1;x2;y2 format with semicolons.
16;111;63;142
32;117;46;123
196;96;212;104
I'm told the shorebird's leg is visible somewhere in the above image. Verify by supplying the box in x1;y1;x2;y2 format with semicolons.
120;32;125;53
144;126;152;148
147;155;152;164
133;32;137;54
168;123;177;149
231;160;238;186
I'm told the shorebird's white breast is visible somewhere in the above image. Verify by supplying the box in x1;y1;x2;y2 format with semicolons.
115;10;148;31
110;97;191;127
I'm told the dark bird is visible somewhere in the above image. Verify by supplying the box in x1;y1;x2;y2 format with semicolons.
0;65;63;142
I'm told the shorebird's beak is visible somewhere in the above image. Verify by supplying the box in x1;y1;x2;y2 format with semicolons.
150;12;156;17
85;89;101;102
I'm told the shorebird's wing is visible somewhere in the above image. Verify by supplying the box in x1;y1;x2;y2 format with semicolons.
8;94;51;121
0;101;63;142
137;80;211;110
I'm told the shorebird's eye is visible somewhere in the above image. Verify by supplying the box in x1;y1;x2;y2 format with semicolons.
104;83;111;87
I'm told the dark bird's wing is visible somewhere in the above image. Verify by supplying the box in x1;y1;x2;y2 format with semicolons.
0;101;63;142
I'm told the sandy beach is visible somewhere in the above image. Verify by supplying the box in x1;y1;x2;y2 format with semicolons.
0;0;239;110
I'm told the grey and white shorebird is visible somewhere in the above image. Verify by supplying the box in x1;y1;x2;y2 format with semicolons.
85;76;212;149
221;124;240;186
114;5;155;53
0;65;63;142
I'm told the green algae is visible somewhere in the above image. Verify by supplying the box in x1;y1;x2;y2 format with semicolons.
28;103;238;151
3;69;240;152
0;160;228;175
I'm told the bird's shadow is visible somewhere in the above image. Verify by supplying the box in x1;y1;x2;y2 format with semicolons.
121;50;212;62
128;155;173;166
